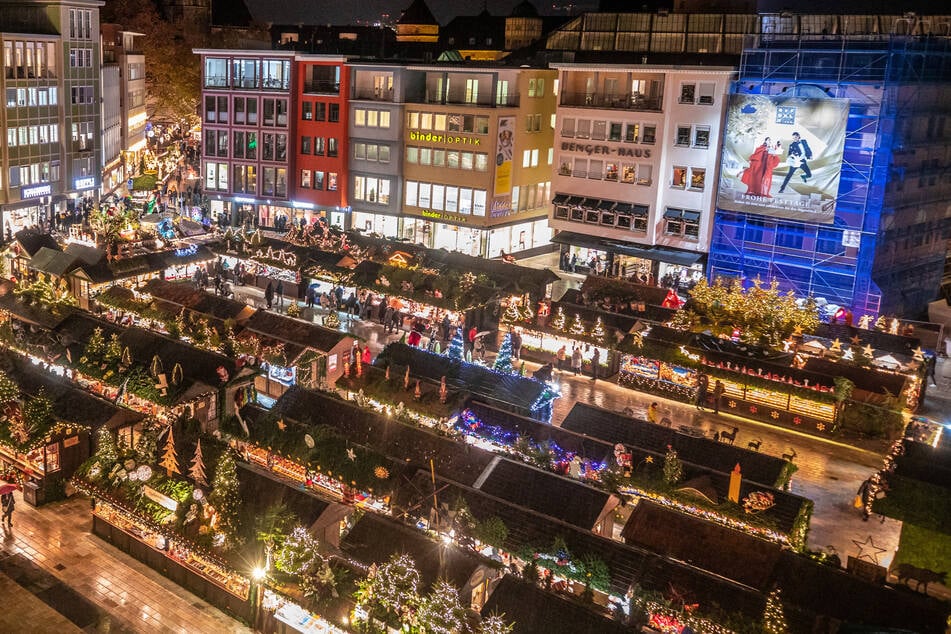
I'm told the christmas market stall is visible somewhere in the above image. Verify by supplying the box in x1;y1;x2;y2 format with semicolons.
374;342;559;422
213;233;312;301
52;313;256;431
0;354;144;506
236;310;354;403
5;229;60;279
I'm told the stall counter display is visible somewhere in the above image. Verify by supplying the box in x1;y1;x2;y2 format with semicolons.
620;355;660;380
94;500;251;600
521;329;610;368
720;378;834;423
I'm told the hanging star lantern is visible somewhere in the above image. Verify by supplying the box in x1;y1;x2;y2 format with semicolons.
912;346;925;361
830;338;842;352
850;335;862;345
842;348;855;361
792;325;803;337
645;456;654;464
276;418;286;431
346;448;356;461
852;535;887;564
862;344;875;359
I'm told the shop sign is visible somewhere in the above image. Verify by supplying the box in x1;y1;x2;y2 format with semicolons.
490;196;513;218
420;209;469;224
841;230;861;248
560;142;651;158
143;484;179;512
408;131;481;146
20;183;52;199
388;251;414;267
74;177;97;190
63;435;80;448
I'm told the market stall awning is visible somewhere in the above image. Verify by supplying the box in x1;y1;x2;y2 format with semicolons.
550;232;705;266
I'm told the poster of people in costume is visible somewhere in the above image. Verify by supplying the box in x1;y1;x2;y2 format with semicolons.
717;94;849;224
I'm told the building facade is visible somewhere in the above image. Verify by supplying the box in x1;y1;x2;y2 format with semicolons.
550;64;733;284
100;24;146;197
350;63;557;258
292;55;349;229
709;22;951;318
1;0;103;237
195;49;295;229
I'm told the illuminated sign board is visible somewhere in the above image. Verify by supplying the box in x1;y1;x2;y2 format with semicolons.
74;177;97;190
408;131;481;146
419;209;470;224
20;184;52;199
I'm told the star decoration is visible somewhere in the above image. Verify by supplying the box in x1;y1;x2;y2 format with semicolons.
728;400;737;408
276;419;286;431
346;448;356;461
842;348;855;361
749;405;758;414
830;338;842;352
912;346;925;361
850;335;862;345
862;344;875;358
793;416;802;425
645;456;654;464
852;535;888;564
771;410;780;419
816;423;826;431
793;325;803;337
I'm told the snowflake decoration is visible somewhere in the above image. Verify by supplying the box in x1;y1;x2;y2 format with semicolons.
728;400;737;408
770;410;780;420
749;405;758;414
793;416;802;425
816;423;826;431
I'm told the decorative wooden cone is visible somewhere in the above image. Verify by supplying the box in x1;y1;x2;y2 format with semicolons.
344;361;350;378
404;366;410;390
356;352;363;378
414;380;421;401
439;376;447;404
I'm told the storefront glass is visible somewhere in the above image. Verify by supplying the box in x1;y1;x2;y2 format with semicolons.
353;211;399;239
658;262;703;293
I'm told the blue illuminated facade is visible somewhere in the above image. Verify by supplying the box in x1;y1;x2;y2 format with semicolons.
709;35;951;318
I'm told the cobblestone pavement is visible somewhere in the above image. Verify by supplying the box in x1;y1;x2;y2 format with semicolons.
0;495;251;634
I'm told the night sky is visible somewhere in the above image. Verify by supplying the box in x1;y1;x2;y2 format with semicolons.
240;0;597;26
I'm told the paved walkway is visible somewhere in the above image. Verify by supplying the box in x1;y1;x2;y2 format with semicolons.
0;495;251;634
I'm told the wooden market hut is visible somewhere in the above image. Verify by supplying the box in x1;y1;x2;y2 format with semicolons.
238;310;354;397
0;352;144;506
138;278;256;329
7;229;60;278
341;512;497;610
54;313;255;431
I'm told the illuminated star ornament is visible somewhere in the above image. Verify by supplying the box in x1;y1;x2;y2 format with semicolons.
645;456;654;464
912;346;925;361
850;335;862;345
346;448;356;461
830;338;842;352
852;535;887;564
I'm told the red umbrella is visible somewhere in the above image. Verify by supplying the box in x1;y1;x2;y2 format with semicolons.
0;482;18;495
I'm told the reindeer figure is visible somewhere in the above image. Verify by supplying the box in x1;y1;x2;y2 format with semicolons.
782;448;798;462
747;439;762;452
719;426;739;445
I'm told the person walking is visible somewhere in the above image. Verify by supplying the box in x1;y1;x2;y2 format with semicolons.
571;347;583;375
1;491;14;527
591;348;600;381
647;402;660;424
712;380;725;415
276;280;284;310
383;305;395;333
511;329;522;360
556;345;567;372
264;281;274;310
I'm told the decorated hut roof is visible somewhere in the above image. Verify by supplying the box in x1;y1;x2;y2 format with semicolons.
141;279;255;324
475;458;615;532
341;513;484;592
481;576;630;634
621;500;783;591
0;280;73;329
242;310;350;355
27;247;81;278
237;462;330;527
13;230;60;258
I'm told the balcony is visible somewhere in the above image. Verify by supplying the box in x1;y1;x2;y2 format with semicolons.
421;93;520;107
352;87;394;101
304;80;339;94
559;92;662;111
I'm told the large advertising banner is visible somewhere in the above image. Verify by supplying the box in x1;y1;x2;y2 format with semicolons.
492;116;514;217
717;95;849;224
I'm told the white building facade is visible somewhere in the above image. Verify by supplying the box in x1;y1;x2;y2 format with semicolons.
550;64;733;288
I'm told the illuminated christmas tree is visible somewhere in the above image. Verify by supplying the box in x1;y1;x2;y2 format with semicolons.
550;307;566;331
209;450;241;547
591;317;606;343
417;580;466;634
663;445;683;485
104;333;123;366
0;370;18;404
479;615;514;634
160;426;180;476
94;427;119;466
501;301;522;325
447;328;464;361
189;438;208;486
494;333;515;374
84;327;106;363
762;587;788;634
569;313;586;337
354;553;421;626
